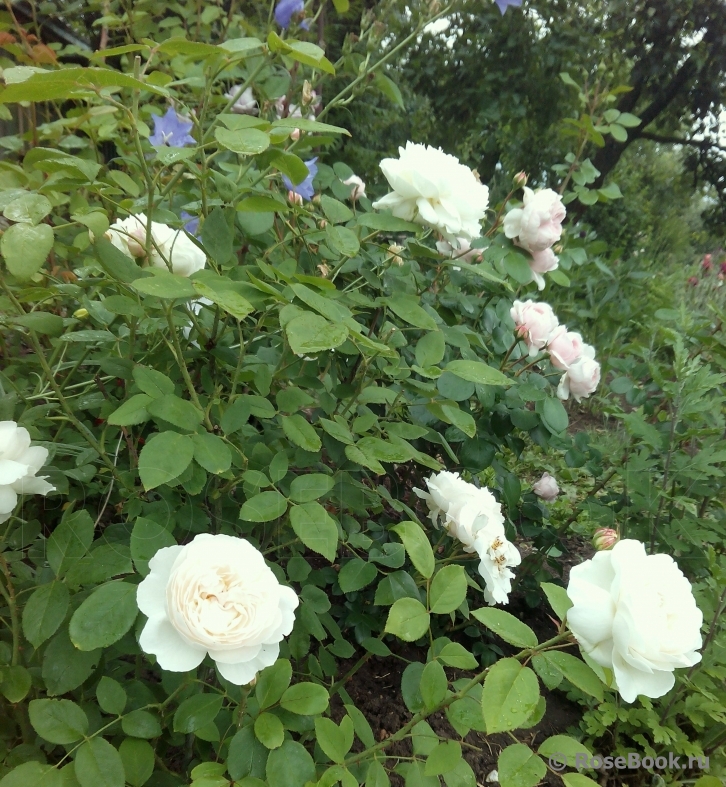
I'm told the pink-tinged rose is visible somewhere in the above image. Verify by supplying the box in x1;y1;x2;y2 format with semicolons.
510;299;559;357
547;326;585;370
529;247;559;290
502;187;566;253
702;254;712;272
593;527;618;551
436;237;483;266
532;472;559;501
343;174;366;202
557;353;600;402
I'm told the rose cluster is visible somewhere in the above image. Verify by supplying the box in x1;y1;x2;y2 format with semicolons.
414;471;521;605
106;214;206;277
510;299;601;402
504;187;566;290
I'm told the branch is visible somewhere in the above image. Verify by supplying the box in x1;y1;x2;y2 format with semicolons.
639;132;726;154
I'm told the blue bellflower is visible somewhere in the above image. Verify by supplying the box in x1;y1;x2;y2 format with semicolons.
495;0;522;12
181;211;200;236
282;158;318;202
149;107;196;147
275;0;304;29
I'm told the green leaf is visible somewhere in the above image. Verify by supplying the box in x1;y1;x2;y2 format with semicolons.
11;312;64;336
42;630;100;696
130;517;176;576
0;763;62;787
121;709;161;739
385;597;430;641
321;195;353;224
94;237;143;283
540;582;572;622
425;741;462;776
237;195;287;213
1;221;53;279
22;581;69;648
315;717;350;763
254;712;285;749
280;682;329;715
271;150;310;185
131;270;197;299
319;417;355;445
445;360;511;387
440;404;476;438
133;365;175;397
174;694;224;733
562;776;600;787
201;207;234;265
4;192;52;225
540;397;568;434
138;431;194;490
471;608;538;648
146;394;203;430
239;490;288;522
539;651;603;701
266;740;316;787
497;744;546;787
192;280;254;320
338;558;378;593
482;658;540;733
385;295;438;330
357;212;420;233
284;40;335;74
289;502;338;562
420;659;447;709
255;659;292;710
609;123;627;142
416;331;445;368
118;739;154;787
438;643;477;670
538;735;592;768
429;565;467;614
215;126;270;155
281;414;322;452
107;394;152;427
373;72;404;108
96;677;127;716
285;312;348;355
47;509;94;577
191;432;232;474
29;699;88;744
325;225;360;257
0;664;31;703
69;582;138;651
74;738;125;787
391;521;435;578
289;473;334;502
272;117;350;136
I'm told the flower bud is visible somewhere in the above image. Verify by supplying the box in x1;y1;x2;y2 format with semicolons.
317;263;330;277
593;527;618;551
688;276;699;287
73;307;89;319
514;171;528;187
318;219;328;229
387;243;404;266
290;128;301;141
302;80;314;106
702;253;712;271
288;190;303;206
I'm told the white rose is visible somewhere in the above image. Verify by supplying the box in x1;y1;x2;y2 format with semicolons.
532;472;559;501
436;237;483;268
225;86;258;115
528;247;558;290
557;349;600;402
343;174;366;202
547;326;585;370
108;215;206;277
152;228;207;277
567;539;703;703
372;142;489;242
510;299;559;357
0;421;55;524
137;534;298;685
414;471;520;605
503;187;566;253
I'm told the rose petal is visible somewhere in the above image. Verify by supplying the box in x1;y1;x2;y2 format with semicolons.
139;616;207;672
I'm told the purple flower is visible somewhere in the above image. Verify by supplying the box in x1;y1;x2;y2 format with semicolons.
149;107;196;147
181;211;200;236
495;0;522;12
275;0;304;28
282;158;318;202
